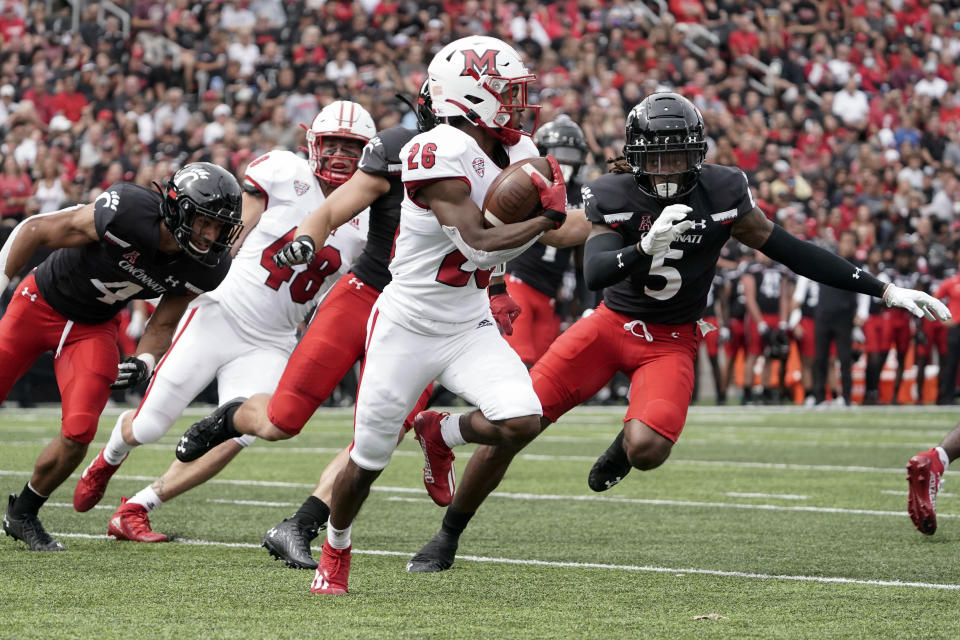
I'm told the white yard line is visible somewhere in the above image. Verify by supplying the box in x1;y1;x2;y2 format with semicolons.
725;492;808;500
37;531;960;591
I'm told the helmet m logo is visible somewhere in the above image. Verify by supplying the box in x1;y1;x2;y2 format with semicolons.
461;49;498;77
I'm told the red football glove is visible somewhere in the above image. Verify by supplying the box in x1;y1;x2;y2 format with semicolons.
529;154;567;214
490;292;522;336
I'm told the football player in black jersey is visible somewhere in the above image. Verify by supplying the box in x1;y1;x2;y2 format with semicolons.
504;114;588;365
0;162;242;551
405;92;951;573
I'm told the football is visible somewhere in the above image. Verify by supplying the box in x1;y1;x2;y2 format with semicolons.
481;157;555;227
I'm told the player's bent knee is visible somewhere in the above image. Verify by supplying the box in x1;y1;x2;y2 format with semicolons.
61;414;100;445
623;423;673;471
500;414;542;446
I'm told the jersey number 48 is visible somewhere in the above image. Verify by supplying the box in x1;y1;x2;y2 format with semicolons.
261;229;342;303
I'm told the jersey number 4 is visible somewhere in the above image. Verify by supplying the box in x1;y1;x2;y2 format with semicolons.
261;229;342;303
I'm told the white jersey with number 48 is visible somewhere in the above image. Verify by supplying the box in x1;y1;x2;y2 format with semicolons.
207;151;368;350
378;124;538;336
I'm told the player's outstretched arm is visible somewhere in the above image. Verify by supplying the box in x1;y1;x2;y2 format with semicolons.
732;208;952;322
541;208;590;248
274;170;390;268
0;203;97;289
423;178;557;269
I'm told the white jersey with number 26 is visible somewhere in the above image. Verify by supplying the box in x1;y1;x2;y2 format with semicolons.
379;124;537;336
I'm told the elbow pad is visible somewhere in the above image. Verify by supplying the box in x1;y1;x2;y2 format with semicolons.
440;225;542;270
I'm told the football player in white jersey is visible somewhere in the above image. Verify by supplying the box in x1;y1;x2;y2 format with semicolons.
312;36;566;594
71;101;375;542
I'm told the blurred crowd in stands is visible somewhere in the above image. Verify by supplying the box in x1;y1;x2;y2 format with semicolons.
3;0;960;405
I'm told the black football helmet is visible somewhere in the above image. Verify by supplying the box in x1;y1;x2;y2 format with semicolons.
533;114;588;184
161;162;243;267
624;92;707;201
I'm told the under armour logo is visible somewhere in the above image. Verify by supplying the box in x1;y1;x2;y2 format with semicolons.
165;275;180;287
604;476;622;489
348;277;364;290
852;268;861;280
671;331;680;338
616;252;624;268
689;219;707;230
21;287;37;302
176;439;187;454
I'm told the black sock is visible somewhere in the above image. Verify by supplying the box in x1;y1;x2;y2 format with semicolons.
12;483;47;517
440;506;475;538
223;402;243;437
292;495;329;532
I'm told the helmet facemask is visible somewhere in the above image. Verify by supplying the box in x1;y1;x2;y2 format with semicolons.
625;138;706;200
305;131;366;187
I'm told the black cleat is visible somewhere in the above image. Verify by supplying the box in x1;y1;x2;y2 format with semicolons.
262;518;323;570
406;530;458;573
176;398;246;462
3;494;65;551
588;429;631;492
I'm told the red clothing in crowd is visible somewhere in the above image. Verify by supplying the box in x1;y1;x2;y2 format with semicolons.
21;88;56;123
52;90;88;123
0;172;32;220
0;12;24;43
729;29;760;57
669;0;704;22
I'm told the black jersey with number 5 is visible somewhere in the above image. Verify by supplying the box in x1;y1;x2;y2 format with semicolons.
584;164;755;324
33;182;231;324
350;125;418;292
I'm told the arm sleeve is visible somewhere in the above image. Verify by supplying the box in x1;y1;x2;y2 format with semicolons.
583;232;646;290
760;225;886;298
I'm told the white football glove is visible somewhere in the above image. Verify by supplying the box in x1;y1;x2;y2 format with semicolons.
852;326;866;343
882;284;952;321
639;204;694;256
273;235;316;268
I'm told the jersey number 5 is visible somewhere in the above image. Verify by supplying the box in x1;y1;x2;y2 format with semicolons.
261;230;342;303
407;143;437;170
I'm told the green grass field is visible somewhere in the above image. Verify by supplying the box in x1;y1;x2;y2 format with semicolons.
2;405;959;639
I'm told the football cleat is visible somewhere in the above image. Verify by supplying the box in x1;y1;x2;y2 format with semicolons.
73;449;125;512
907;449;945;535
309;542;351;594
3;494;65;551
413;411;456;507
588;429;631;492
262;518;323;570
175;398;246;462
406;530;458;573
107;497;168;542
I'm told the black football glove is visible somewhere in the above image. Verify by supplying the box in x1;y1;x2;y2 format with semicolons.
111;355;153;390
273;235;316;268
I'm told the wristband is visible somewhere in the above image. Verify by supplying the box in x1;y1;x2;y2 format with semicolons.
488;283;507;296
137;353;157;375
541;208;566;229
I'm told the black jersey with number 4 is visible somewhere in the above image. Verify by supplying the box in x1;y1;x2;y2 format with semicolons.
33;182;230;324
350;125;417;292
584;164;755;324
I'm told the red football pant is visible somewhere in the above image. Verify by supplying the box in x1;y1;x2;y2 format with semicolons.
532;303;699;443
863;314;885;354
882;309;912;354
916;318;947;358
701;315;719;357
724;317;746;358
504;276;560;365
794;316;815;358
0;274;119;443
267;275;431;436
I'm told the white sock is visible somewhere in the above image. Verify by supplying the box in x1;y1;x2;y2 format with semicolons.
440;413;467;448
103;411;135;465
936;446;950;470
327;523;352;550
128;486;163;513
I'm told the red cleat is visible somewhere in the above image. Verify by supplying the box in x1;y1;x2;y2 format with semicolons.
413;411;456;507
73;450;125;512
310;542;351;594
107;497;168;542
907;449;945;535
